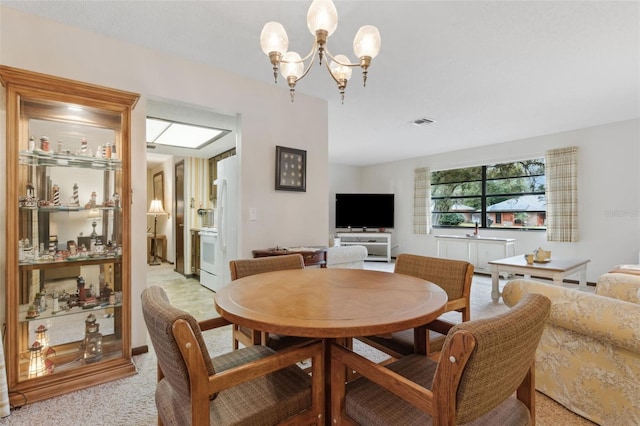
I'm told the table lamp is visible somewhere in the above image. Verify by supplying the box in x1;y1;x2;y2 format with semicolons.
147;199;167;265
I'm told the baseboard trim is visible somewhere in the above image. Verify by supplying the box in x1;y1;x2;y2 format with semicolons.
132;345;149;356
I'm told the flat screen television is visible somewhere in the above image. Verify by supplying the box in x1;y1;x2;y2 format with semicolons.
335;193;394;229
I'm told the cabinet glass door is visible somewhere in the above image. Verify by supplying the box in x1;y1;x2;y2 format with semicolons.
16;98;125;381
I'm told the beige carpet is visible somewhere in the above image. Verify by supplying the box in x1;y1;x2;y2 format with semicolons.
2;263;595;425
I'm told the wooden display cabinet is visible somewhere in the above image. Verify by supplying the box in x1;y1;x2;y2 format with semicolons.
0;66;139;405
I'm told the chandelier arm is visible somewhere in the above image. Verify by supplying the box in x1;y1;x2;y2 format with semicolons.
323;56;342;85
324;47;359;67
279;42;317;84
296;57;315;83
300;41;318;63
280;42;316;66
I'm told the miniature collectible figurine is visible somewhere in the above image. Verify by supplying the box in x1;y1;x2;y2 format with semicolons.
52;184;60;206
77;276;86;302
72;183;79;206
81;314;103;363
26;305;39;319
40;136;50;152
80;138;88;155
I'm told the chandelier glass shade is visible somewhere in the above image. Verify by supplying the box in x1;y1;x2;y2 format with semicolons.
260;0;381;103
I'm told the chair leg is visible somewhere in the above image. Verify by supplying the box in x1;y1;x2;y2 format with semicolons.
343;338;358;382
461;306;470;322
232;325;240;350
517;363;536;424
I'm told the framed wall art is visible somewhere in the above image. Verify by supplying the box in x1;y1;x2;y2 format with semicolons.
153;170;164;207
275;146;306;192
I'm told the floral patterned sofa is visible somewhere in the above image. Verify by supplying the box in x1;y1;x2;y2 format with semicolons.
502;274;640;426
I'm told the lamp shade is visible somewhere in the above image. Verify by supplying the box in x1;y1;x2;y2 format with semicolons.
307;0;338;36
280;51;305;79
260;21;289;56
330;55;353;81
353;25;381;59
147;199;166;215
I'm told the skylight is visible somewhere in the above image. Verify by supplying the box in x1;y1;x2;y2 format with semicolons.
146;117;229;149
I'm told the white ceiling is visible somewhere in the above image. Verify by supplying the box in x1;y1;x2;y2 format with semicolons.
4;1;639;166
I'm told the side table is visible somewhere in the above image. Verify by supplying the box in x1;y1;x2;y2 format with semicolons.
252;246;328;268
147;234;167;264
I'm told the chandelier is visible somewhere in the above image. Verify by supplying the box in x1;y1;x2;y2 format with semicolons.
260;0;381;103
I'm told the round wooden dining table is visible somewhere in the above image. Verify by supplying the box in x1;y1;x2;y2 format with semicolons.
214;268;448;425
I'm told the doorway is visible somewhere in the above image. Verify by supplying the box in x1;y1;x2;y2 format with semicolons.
145;99;238;277
174;160;185;274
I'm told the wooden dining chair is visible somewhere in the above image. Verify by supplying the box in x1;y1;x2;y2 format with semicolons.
141;286;324;425
229;253;309;350
331;292;551;425
358;253;474;357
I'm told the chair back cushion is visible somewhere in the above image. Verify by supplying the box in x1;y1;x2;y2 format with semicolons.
141;286;216;399
230;253;305;280
394;253;472;300
442;292;550;424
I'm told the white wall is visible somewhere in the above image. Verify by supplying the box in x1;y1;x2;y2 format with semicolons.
0;6;329;348
330;119;640;282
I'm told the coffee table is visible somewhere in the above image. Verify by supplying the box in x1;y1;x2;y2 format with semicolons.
488;255;590;301
214;268;448;425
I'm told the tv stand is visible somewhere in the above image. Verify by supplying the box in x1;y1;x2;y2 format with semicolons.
337;232;391;262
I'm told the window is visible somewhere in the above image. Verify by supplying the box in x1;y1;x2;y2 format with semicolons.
430;159;546;230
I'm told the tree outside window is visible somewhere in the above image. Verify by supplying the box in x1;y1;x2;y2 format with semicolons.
431;159;546;230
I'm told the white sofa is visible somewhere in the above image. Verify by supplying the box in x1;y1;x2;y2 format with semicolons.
326;245;368;269
502;274;640;425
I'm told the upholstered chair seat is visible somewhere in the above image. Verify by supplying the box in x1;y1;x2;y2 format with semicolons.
359;253;474;357
141;286;323;425
331;293;551;425
228;254;308;350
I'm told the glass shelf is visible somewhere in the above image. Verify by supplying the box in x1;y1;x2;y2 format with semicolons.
19;206;120;212
19;302;122;323
19;150;122;170
19;255;122;269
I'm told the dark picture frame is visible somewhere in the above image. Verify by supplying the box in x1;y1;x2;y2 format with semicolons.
275;146;306;192
153;170;164;208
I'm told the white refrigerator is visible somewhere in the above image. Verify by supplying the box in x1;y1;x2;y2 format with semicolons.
214;155;238;289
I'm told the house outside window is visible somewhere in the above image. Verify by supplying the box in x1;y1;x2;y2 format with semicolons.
430;159;546;230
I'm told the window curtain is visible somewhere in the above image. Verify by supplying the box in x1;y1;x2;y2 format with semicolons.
413;167;431;234
545;146;579;242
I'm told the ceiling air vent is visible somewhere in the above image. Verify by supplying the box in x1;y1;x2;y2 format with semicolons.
410;117;435;126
